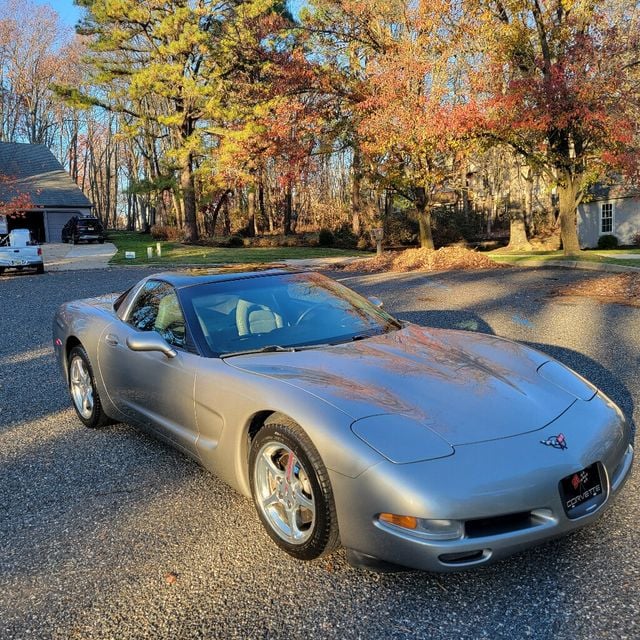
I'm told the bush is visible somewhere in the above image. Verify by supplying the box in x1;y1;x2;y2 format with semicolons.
150;225;183;241
632;231;640;247
333;224;358;249
597;234;619;249
357;236;372;251
227;235;244;247
318;228;334;246
384;210;419;246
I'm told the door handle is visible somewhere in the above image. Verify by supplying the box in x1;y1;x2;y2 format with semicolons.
105;334;119;347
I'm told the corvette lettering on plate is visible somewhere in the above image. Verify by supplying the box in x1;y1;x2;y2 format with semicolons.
561;463;602;512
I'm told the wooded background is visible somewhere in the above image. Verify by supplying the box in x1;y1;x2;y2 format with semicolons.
1;0;639;254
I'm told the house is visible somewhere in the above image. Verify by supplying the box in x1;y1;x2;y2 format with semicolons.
578;184;640;248
0;142;93;243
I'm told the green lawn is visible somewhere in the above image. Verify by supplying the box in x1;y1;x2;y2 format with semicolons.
490;248;640;268
108;231;364;265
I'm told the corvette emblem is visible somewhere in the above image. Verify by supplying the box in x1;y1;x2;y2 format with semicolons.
540;433;568;450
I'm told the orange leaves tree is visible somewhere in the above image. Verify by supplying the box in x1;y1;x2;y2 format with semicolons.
304;0;467;249
210;6;336;235
463;0;640;254
0;174;34;221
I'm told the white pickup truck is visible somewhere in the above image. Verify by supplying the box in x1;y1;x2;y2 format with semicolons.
0;228;45;275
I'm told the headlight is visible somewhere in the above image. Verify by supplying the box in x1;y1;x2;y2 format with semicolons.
537;361;597;401
378;513;464;540
351;414;454;464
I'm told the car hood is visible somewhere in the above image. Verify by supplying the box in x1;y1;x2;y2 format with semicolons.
227;324;585;446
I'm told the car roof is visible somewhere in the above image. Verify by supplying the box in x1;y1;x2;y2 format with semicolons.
151;266;304;289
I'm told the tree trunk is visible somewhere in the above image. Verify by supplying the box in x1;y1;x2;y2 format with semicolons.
351;143;362;235
283;186;293;236
557;176;581;255
181;153;198;243
414;187;434;249
222;198;231;235
247;187;257;237
507;210;532;250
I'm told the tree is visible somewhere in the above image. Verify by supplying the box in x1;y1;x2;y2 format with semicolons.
72;0;241;242
464;0;640;254
303;0;466;249
0;173;34;221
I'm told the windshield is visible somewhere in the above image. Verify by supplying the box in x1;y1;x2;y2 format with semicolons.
180;272;400;357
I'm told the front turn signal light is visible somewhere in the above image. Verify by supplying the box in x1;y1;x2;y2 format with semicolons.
378;514;464;540
379;513;418;529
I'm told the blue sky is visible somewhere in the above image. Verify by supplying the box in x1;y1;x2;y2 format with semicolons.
36;0;307;29
34;0;81;28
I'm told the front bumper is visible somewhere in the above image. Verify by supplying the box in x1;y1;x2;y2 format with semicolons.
331;395;634;572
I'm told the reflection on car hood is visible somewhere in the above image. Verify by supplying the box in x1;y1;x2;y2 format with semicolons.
227;324;581;446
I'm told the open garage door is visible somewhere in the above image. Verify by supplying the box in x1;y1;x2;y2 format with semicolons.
7;211;46;243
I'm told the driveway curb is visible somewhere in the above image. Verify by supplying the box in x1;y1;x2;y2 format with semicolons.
504;259;640;273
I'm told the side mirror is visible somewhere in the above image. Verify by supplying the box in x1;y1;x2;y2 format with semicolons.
368;296;384;309
126;332;177;358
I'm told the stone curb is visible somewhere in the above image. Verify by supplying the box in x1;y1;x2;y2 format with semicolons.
508;259;640;274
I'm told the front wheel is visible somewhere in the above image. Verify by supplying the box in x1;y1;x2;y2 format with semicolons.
249;415;340;560
68;345;111;428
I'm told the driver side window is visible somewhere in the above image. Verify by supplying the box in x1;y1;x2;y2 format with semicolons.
127;281;186;349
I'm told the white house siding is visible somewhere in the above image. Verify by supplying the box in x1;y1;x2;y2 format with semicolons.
45;209;92;242
578;197;640;248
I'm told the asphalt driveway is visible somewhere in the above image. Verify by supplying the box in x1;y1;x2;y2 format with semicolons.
0;266;637;640
41;242;117;271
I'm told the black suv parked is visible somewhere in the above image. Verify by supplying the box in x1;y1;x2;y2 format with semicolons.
61;217;106;244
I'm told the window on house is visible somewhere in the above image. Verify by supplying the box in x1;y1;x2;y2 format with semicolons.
601;203;613;234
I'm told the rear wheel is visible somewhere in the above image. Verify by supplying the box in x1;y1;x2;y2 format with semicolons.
36;264;44;274
249;415;340;560
68;346;111;428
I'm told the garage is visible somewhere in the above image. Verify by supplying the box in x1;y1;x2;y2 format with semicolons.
0;142;94;243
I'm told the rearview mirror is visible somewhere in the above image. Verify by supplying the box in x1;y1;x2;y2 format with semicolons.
368;296;384;309
126;332;177;358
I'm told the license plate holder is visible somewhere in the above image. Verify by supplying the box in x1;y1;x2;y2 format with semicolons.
559;463;605;518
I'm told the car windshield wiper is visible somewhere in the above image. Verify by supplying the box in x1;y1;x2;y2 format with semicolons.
221;345;294;358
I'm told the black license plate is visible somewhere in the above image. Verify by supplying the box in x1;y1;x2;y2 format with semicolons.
560;463;603;514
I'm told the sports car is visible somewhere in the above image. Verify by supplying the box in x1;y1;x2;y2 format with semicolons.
53;268;634;572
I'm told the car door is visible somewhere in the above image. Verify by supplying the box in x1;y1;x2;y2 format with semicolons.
98;280;200;457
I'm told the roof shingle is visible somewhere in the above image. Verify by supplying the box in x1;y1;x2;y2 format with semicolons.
0;142;92;208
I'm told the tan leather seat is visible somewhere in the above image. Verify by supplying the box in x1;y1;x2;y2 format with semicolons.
154;293;184;333
236;299;283;336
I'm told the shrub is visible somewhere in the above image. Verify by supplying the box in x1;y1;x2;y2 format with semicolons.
384;210;419;246
632;231;640;247
357;236;372;251
597;234;619;250
150;225;183;241
227;235;244;247
333;224;358;249
318;228;334;246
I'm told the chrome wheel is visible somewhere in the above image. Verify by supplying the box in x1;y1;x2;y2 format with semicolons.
69;355;94;420
254;442;316;545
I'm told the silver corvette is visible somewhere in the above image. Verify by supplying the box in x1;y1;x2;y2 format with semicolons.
53;268;634;572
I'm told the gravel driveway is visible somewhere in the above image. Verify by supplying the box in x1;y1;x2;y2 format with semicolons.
0;266;637;640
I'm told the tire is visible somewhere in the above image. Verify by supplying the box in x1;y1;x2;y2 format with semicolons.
99;239;105;244
36;264;44;274
68;345;112;429
249;414;340;560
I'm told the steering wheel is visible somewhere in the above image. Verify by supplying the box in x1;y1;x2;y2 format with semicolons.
294;305;327;326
